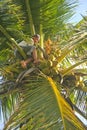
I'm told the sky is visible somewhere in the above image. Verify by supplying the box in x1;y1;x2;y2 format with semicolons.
69;0;87;24
75;111;87;126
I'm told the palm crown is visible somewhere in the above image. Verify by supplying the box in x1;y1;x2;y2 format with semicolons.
0;0;87;130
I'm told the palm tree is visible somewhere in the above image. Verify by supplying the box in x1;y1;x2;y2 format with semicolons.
0;0;87;129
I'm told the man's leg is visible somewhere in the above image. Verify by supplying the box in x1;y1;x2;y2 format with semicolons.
32;48;38;63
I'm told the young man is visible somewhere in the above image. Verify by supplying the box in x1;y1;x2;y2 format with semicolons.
19;34;40;68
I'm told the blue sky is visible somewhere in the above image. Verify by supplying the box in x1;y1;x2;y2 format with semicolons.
69;0;87;24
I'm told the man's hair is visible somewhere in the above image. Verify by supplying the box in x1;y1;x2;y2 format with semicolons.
32;34;40;40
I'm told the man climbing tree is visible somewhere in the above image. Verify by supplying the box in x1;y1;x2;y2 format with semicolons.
17;34;40;68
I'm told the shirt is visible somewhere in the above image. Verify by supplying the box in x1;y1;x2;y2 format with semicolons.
18;40;36;57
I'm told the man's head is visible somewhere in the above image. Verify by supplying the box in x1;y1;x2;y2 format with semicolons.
32;34;40;44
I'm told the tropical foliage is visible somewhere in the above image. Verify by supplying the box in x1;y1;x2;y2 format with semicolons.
0;0;87;130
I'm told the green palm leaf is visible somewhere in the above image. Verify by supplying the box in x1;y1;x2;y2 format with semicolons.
61;58;87;76
56;32;87;64
0;25;27;59
3;72;86;130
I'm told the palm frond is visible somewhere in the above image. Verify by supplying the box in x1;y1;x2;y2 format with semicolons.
61;58;87;76
3;72;86;130
0;25;27;59
57;32;87;64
